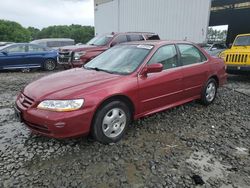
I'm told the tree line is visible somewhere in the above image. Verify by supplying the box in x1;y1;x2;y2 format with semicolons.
0;19;95;44
207;27;227;43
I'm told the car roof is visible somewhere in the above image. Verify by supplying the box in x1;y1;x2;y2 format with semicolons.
108;32;157;35
236;34;250;37
122;40;194;47
31;38;74;42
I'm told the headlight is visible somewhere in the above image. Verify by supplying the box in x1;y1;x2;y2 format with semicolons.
37;99;84;112
74;51;86;60
219;52;226;59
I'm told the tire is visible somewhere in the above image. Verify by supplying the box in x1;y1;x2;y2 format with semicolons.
200;78;218;106
44;59;56;71
91;101;131;144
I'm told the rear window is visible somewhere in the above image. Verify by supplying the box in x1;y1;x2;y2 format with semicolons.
47;41;74;48
145;34;160;40
129;35;144;41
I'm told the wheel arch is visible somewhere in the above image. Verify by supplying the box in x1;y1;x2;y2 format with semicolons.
91;94;135;128
209;75;219;86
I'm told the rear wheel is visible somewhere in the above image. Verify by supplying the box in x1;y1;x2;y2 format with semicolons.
92;101;131;144
201;78;217;105
44;59;56;71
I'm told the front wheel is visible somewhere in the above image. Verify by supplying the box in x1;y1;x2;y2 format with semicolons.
91;101;131;144
200;78;218;105
44;59;56;71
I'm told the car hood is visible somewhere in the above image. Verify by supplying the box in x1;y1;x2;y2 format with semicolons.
60;44;106;52
23;68;121;100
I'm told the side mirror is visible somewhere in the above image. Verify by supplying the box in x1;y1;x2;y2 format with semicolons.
141;63;163;76
110;41;117;47
1;51;8;55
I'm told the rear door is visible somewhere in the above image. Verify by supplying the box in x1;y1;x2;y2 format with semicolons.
138;44;183;114
177;44;209;99
26;44;48;68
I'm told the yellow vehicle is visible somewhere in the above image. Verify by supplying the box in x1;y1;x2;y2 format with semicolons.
220;34;250;73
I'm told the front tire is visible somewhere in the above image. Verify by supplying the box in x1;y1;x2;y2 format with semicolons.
44;59;56;71
201;78;218;105
92;101;131;144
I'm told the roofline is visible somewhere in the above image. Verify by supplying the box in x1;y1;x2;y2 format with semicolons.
236;33;250;37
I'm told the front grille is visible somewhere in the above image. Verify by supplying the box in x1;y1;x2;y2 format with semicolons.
18;93;34;109
58;51;73;63
24;121;51;134
226;54;248;63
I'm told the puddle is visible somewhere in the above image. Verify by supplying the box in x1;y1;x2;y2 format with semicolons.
186;151;231;182
0;121;31;151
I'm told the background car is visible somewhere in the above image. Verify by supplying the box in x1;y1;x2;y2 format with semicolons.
201;43;227;57
219;33;250;74
30;38;75;50
0;43;58;71
58;32;160;68
0;42;14;47
15;40;227;143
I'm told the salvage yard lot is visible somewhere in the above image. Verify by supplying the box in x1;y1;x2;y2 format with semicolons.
0;71;249;187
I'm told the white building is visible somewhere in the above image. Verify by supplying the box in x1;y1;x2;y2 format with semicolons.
94;0;211;43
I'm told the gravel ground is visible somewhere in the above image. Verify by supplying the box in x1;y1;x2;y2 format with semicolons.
0;70;249;188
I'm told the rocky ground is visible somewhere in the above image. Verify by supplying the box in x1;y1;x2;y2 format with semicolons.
0;70;249;188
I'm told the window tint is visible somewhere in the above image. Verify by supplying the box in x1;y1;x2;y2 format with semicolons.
145;34;160;40
28;45;45;52
129;35;144;41
148;45;178;70
212;44;225;49
113;35;128;44
178;44;206;66
47;41;61;48
6;45;26;53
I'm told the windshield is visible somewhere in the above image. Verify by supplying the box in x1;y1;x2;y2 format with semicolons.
234;36;250;46
87;35;113;46
84;44;153;74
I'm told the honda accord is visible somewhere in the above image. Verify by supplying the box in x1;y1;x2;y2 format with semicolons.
15;41;227;143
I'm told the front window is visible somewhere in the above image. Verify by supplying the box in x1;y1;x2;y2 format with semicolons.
234;35;250;46
87;35;113;46
6;45;27;53
84;44;153;74
148;45;178;70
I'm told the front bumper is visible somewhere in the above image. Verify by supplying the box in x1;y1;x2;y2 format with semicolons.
227;65;250;73
16;99;94;139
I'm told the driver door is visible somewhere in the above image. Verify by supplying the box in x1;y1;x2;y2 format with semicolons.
138;45;183;115
1;44;27;69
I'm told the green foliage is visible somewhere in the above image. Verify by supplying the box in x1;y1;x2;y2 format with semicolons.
207;27;227;42
27;27;40;40
0;19;31;42
36;25;94;43
0;20;95;44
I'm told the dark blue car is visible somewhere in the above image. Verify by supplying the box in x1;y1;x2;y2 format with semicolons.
0;43;58;71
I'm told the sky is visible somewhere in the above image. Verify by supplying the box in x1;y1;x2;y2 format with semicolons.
0;0;94;29
209;25;228;31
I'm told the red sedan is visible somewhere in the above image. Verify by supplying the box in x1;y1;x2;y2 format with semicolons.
15;41;227;143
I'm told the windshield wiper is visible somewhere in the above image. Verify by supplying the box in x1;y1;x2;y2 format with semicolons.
84;66;114;74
